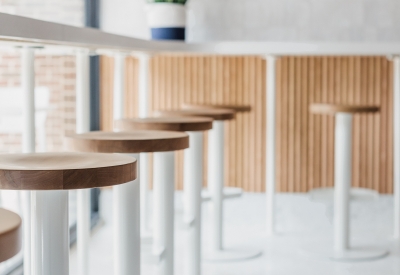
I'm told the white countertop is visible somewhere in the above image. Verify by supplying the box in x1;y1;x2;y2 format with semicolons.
2;12;400;56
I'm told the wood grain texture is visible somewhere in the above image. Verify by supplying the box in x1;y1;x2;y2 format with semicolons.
310;104;380;114
65;131;189;153
0;208;21;263
0;153;137;190
183;103;252;112
100;55;393;193
155;108;235;121
116;116;213;132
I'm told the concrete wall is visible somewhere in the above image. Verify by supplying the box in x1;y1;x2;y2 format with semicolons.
100;0;400;42
0;0;84;26
187;0;400;42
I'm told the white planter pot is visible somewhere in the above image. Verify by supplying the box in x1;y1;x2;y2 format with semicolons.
146;3;186;40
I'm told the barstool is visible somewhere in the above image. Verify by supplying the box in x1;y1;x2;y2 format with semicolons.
156;109;262;261
65;131;189;275
0;152;137;275
0;208;21;263
116;116;213;275
309;103;387;261
183;103;252;201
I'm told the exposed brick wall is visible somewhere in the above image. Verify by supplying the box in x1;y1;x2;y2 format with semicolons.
0;54;76;153
0;0;83;152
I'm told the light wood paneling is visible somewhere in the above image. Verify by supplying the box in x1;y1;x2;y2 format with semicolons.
100;55;393;193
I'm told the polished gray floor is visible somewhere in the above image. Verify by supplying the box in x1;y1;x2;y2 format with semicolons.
70;190;400;275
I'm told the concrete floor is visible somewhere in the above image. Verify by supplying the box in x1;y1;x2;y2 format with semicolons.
70;190;400;275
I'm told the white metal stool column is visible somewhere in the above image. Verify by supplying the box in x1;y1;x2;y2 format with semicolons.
309;103;387;261
265;55;277;236
136;53;153;240
116;116;213;275
155;108;262;262
66;131;189;275
183;103;252;202
393;55;400;239
0;153;137;275
75;50;91;275
21;46;35;275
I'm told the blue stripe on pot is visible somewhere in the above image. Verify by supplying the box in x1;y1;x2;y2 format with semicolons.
151;27;185;40
146;3;186;41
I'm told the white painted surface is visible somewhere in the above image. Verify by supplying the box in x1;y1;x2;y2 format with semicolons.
183;131;203;275
153;151;175;275
394;56;400;239
208;121;224;251
21;47;35;275
32;190;69;275
113;53;126;121
137;53;152;237
334;113;352;252
113;154;141;275
75;51;91;275
266;56;277;236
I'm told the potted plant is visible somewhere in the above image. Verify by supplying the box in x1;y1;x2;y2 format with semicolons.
145;0;187;41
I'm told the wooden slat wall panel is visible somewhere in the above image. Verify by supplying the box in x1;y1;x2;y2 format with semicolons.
100;55;393;193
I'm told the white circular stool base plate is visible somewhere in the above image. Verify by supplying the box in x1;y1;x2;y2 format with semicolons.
202;187;243;202
203;247;262;262
301;245;389;262
308;187;379;203
141;234;153;245
141;246;158;264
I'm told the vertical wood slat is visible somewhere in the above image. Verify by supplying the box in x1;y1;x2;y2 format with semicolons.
100;55;394;194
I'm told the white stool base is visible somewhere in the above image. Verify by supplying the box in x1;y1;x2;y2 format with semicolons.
309;187;379;203
141;233;153;245
301;245;388;262
202;187;243;202
203;247;262;262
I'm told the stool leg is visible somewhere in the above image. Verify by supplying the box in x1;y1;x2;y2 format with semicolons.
205;122;262;262
22;46;36;275
393;56;400;239
208;120;224;251
77;189;90;275
301;113;388;261
140;153;152;238
266;55;277;236
113;153;141;275
75;50;91;275
153;151;175;275
32;190;69;275
334;113;352;252
184;132;203;275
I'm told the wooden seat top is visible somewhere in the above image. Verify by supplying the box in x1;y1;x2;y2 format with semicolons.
115;116;213;132
65;130;189;153
310;103;380;115
183;103;252;113
155;108;235;121
0;208;21;263
0;153;137;190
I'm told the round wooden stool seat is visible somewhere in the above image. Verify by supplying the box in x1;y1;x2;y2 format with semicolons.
310;103;380;115
65;130;189;153
0;208;21;262
183;103;251;113
116;116;213;132
0;153;137;190
155;108;235;121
